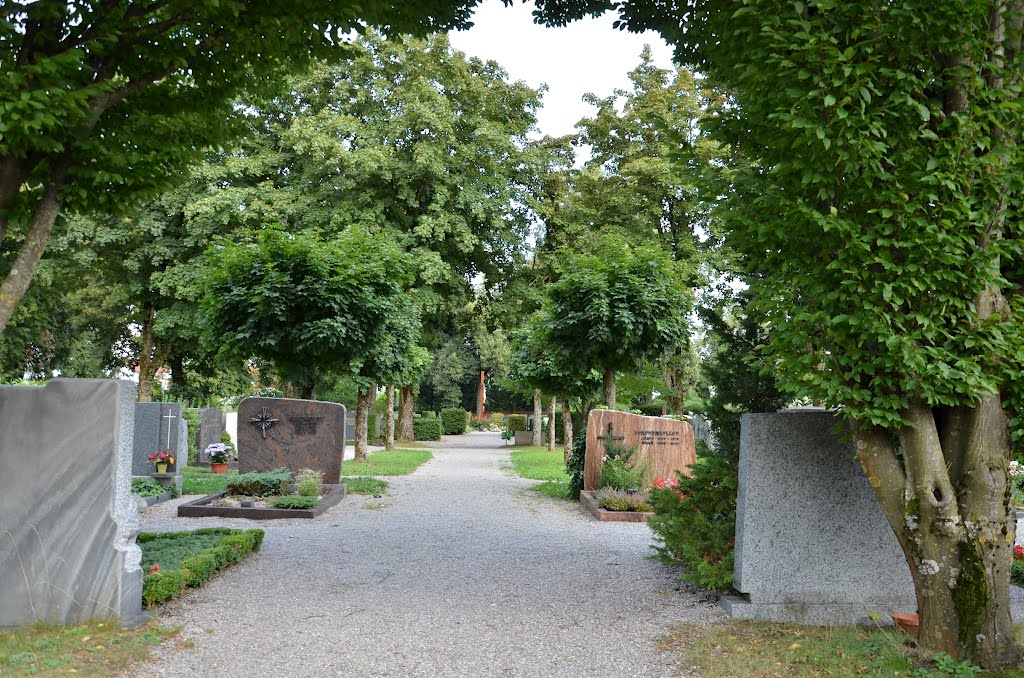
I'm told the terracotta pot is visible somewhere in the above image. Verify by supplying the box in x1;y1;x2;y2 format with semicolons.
211;462;228;474
155;463;168;474
892;613;919;636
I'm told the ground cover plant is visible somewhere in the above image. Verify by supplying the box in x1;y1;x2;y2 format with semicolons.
662;619;1024;678
266;496;321;509
0;620;178;678
508;446;571;499
139;528;263;607
131;477;166;497
342;477;390;495
343;449;432;476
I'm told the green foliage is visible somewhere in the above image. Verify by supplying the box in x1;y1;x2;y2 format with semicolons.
139;528;263;607
266;496;321;509
343;477;389;495
1012;559;1024;588
343;449;432;476
294;469;323;497
509;447;570;482
508;319;602;401
595;488;652;513
131;477;165;497
440;407;469;435
182;408;202;466
506;414;528;433
181;467;236;495
599;439;647;491
647;455;738;592
413;417;442;441
567;425;587;500
225;469;293;497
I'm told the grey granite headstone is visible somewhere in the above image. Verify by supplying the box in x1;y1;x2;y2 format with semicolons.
0;379;144;627
688;413;716;452
195;407;226;464
721;410;916;625
131;402;184;475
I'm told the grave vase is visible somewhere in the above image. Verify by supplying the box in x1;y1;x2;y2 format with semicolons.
155;462;168;474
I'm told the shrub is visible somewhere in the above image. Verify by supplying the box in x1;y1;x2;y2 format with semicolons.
142;570;185;607
441;407;468;435
599;439;647;491
489;412;505;427
422;410;437;418
1013;557;1024;587
567;425;586;499
225;469;292;497
295;468;323;497
183;408;202;465
368;413;378;442
637;402;666;417
507;414;527;433
219;429;236;455
595;487;652;512
413;417;442;441
131;477;165;497
179;553;217;588
267;495;321;509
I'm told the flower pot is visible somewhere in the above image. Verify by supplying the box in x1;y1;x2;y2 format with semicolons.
155;463;168;474
892;613;919;636
211;462;228;474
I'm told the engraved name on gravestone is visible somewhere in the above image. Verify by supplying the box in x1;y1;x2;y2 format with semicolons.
583;409;697;491
237;397;346;482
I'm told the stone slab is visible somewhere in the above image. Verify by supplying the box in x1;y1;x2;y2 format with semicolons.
238;397;346;482
579;491;652;523
583;410;696;491
177;485;346;519
0;379;144;627
726;410;916;625
131;402;184;476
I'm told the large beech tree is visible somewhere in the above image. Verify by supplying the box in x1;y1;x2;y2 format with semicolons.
0;0;478;335
544;0;1024;667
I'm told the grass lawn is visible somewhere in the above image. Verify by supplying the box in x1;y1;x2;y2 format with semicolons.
344;477;390;495
181;466;237;495
0;621;178;678
508;446;571;500
663;619;1024;678
343;449;432;476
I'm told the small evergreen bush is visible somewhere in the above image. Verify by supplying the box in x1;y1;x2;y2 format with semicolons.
142;570;185;607
507;414;527;433
183;408;202;465
295;468;323;497
413;417;442;441
267;495;321;509
225;469;292;497
440;407;468;435
489;412;505;427
567;425;586;499
140;528;263;606
131;477;165;497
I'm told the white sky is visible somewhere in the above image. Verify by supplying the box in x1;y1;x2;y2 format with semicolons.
448;0;676;139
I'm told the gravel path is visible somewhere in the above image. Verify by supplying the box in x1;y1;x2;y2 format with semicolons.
129;432;720;677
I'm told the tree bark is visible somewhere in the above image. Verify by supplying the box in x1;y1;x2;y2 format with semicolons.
852;399;1016;668
354;388;370;461
548;397;556;453
385;384;396;451
136;302;169;402
532;389;543;446
563;399;573;462
602;368;616;409
398;386;415;442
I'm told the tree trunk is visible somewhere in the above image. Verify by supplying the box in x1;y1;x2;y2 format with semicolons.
563;399;573;462
354;388;370;461
602;368;616;409
170;354;186;389
385;384;396;451
299;383;314;399
136;302;167;403
398;386;415;442
532;389;543;446
548;397;556;453
852;397;1016;668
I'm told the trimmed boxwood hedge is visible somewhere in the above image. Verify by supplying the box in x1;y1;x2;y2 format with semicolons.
225;469;292;497
413;417;442;441
507;414;527;433
440;407;468;435
139;528;264;607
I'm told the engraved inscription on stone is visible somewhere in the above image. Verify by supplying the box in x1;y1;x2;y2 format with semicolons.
288;416;322;435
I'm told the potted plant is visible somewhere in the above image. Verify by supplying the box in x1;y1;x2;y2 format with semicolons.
147;449;175;474
206;443;234;474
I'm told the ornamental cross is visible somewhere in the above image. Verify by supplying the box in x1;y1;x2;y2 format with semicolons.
250;406;278;438
161;410;177;450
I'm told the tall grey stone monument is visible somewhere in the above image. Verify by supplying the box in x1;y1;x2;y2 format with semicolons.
0;379;145;627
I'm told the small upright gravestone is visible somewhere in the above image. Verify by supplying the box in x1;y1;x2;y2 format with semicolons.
721;410;916;625
583;410;696;491
195;407;226;465
238;397;346;483
131;402;187;494
0;379;144;627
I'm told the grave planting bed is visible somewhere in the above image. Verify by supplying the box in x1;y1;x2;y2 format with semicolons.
178;483;346;519
580;490;653;523
137;492;173;507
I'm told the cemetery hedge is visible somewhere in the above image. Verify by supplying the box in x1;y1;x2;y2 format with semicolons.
440;407;468;435
413;417;442;441
225;469;292;496
139;528;264;607
507;414;527;433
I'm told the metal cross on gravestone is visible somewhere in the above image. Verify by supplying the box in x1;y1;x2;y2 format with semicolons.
250;406;278;438
161;409;177;451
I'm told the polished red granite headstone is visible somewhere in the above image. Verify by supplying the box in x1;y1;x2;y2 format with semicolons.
583;409;696;491
237;397;347;483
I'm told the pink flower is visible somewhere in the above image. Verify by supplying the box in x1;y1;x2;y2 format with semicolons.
148;564;160;574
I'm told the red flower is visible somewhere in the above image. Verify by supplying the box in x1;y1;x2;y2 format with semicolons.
1014;545;1024;561
148;564;160;574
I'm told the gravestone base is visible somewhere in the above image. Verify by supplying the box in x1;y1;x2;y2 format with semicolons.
721;594;914;627
144;473;182;495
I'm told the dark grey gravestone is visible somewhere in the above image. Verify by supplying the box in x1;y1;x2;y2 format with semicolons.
131;402;184;476
195;407;226;464
0;379;144;627
238;397;346;483
721;410;916;625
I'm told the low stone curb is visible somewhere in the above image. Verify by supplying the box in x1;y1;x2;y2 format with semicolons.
136;492;173;507
177;484;347;520
579;490;653;523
